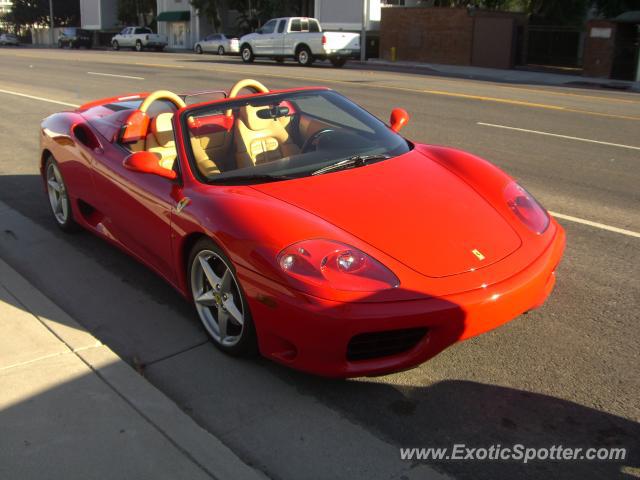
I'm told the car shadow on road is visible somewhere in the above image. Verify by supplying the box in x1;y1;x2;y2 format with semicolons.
1;173;638;480
272;366;639;479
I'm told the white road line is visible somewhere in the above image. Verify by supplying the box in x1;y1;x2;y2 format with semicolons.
87;71;144;80
549;211;640;238
477;122;640;151
0;88;80;108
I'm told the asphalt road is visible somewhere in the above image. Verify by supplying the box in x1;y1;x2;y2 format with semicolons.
0;47;638;480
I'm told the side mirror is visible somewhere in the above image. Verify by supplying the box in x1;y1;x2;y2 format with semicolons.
389;108;409;133
123;151;177;180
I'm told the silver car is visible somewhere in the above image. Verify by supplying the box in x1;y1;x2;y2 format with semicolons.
0;33;19;46
194;33;239;55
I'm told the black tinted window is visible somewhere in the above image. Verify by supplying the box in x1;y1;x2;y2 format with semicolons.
261;20;276;34
310;20;320;32
290;19;301;32
277;20;286;33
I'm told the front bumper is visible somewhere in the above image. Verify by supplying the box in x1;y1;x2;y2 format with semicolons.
239;225;565;377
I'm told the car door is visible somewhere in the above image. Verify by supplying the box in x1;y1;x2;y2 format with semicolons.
88;125;178;283
272;19;286;55
254;19;278;54
119;28;130;47
208;34;220;52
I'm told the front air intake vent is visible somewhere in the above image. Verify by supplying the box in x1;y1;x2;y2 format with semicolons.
347;328;428;361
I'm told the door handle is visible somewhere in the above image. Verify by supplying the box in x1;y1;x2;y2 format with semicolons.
176;197;191;213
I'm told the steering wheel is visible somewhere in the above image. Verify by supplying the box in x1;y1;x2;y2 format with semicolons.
302;128;335;153
226;79;269;117
139;90;186;113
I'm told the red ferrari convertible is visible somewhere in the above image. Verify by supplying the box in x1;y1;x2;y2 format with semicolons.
40;79;565;377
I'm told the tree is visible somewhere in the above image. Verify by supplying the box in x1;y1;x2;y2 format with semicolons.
1;0;79;31
594;0;640;17
190;0;223;31
117;0;156;26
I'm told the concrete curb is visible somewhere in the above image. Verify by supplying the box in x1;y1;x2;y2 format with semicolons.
0;257;268;480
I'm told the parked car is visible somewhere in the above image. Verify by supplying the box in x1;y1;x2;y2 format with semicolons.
57;28;92;49
239;17;360;67
111;27;167;52
0;33;19;46
194;33;239;55
38;78;565;377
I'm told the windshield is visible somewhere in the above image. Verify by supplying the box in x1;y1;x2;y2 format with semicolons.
183;89;411;184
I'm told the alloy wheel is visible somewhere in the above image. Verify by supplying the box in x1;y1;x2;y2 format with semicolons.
191;250;245;347
46;161;69;225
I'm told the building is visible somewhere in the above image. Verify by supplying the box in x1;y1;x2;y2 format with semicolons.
80;0;119;30
313;0;421;58
156;0;219;49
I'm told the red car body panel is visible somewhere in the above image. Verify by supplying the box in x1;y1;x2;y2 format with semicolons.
39;88;566;377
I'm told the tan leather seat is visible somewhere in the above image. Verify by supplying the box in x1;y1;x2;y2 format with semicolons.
146;112;177;170
234;105;300;167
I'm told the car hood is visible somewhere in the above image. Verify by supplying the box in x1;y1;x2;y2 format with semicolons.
252;150;522;278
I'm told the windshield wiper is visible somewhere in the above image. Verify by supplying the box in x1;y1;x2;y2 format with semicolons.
209;174;295;185
311;154;390;176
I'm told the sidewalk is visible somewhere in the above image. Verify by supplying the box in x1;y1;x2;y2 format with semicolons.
359;59;640;92
0;258;266;480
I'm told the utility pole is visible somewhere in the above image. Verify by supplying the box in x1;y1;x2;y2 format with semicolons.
360;0;367;62
49;0;54;46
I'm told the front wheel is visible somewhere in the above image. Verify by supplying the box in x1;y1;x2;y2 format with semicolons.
241;45;254;63
217;45;225;55
112;40;119;50
188;239;257;356
135;40;143;52
45;157;79;232
195;44;203;54
296;46;313;66
330;57;347;68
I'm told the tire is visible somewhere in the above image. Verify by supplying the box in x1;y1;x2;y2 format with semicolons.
217;45;225;55
112;40;119;51
188;238;257;356
195;44;203;54
240;44;254;63
44;156;79;233
330;57;347;68
135;40;143;52
296;45;313;66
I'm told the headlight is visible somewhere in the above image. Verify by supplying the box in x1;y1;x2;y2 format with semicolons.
504;182;549;234
277;239;399;292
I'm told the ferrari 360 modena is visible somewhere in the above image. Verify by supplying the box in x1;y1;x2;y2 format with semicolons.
40;78;565;377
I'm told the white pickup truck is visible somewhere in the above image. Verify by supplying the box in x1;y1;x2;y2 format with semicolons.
111;27;167;52
239;17;360;67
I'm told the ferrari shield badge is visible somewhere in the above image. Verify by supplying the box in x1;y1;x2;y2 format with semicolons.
472;249;486;261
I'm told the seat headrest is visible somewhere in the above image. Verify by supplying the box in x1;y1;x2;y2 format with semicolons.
151;112;175;147
240;105;277;131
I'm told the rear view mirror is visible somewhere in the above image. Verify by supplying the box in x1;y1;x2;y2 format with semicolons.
257;105;290;119
389;108;409;133
123;151;177;180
